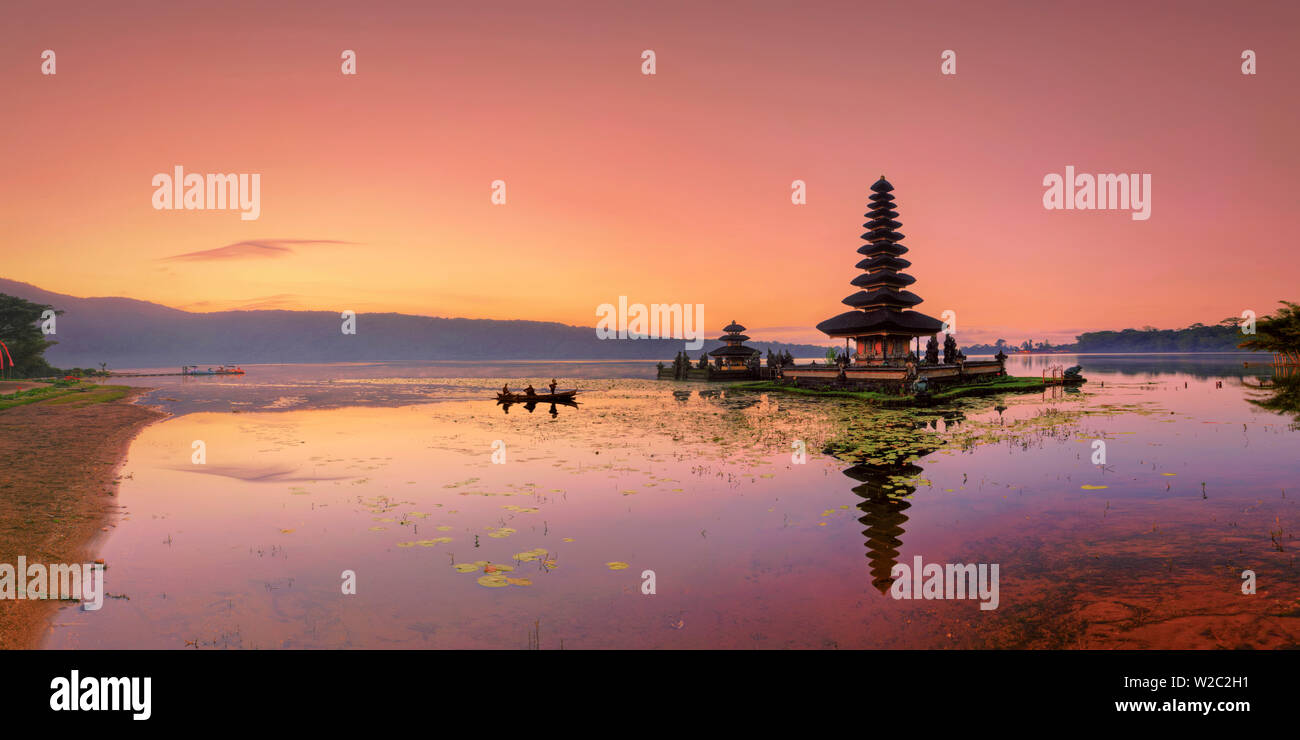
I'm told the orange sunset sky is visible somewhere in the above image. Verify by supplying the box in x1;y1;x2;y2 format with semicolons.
2;0;1297;346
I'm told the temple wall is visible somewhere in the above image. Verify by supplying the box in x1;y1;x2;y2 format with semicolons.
784;360;1006;392
656;366;777;382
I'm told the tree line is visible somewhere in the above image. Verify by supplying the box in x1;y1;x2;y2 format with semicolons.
963;309;1300;355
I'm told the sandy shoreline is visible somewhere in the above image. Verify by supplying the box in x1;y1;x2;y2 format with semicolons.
0;386;164;649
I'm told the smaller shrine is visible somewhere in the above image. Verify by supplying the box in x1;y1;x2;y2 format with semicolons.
658;320;772;381
707;321;761;370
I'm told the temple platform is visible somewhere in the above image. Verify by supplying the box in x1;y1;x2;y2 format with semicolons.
656;366;778;382
783;359;1005;393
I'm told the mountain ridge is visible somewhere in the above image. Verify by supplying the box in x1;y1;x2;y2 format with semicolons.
0;278;827;367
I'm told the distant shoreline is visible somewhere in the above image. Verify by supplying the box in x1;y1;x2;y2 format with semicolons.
962;351;1273;357
0;385;164;649
84;350;1278;374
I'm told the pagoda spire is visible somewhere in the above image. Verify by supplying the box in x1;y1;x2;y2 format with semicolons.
845;176;919;309
815;176;944;363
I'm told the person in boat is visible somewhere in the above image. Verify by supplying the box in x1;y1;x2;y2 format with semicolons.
548;379;558;394
524;384;536;397
502;383;510;396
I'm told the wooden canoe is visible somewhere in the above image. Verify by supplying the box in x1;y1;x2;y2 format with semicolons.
496;389;579;403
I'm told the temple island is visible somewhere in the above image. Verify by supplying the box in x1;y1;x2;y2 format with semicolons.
786;176;1005;393
659;176;1083;400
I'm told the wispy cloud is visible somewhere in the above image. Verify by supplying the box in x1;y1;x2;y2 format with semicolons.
160;239;353;262
176;294;307;312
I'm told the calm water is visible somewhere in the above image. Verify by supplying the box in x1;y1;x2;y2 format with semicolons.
46;355;1300;649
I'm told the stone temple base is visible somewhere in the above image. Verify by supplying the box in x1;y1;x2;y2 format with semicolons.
782;360;1005;394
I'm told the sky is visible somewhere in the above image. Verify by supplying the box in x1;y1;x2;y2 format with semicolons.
2;0;1297;346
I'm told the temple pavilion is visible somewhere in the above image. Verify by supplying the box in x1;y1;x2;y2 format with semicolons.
785;176;1005;392
816;176;945;365
707;321;761;369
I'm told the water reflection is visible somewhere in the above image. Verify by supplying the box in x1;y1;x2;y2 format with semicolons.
496;398;580;416
839;408;969;594
845;463;918;594
46;356;1300;649
1243;371;1300;423
990;353;1275;380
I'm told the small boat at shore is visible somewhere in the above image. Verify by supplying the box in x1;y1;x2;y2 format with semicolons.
496;389;579;403
182;364;245;376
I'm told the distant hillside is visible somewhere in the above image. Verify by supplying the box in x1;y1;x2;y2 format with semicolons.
0;279;827;368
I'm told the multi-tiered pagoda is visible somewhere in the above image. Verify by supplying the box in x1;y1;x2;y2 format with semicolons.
815;177;945;365
707;321;760;369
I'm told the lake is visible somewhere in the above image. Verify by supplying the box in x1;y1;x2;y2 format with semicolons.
45;355;1300;648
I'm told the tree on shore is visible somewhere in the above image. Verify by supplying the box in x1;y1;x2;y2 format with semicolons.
1239;301;1300;365
0;293;63;378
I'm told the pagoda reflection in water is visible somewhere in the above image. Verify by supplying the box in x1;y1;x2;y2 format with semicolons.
843;409;967;593
845;463;919;594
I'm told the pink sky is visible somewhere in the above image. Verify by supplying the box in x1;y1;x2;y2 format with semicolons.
2;0;1297;345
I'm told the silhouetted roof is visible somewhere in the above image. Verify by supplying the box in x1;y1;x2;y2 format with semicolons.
864;229;905;242
857;242;908;257
842;289;924;309
722;321;746;333
817;309;944;337
716;334;751;343
851;272;915;289
855;255;912;271
708;345;760;357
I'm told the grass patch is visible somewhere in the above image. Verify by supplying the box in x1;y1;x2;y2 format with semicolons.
931;377;1051;400
0;386;69;410
0;385;133;411
42;386;131;407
